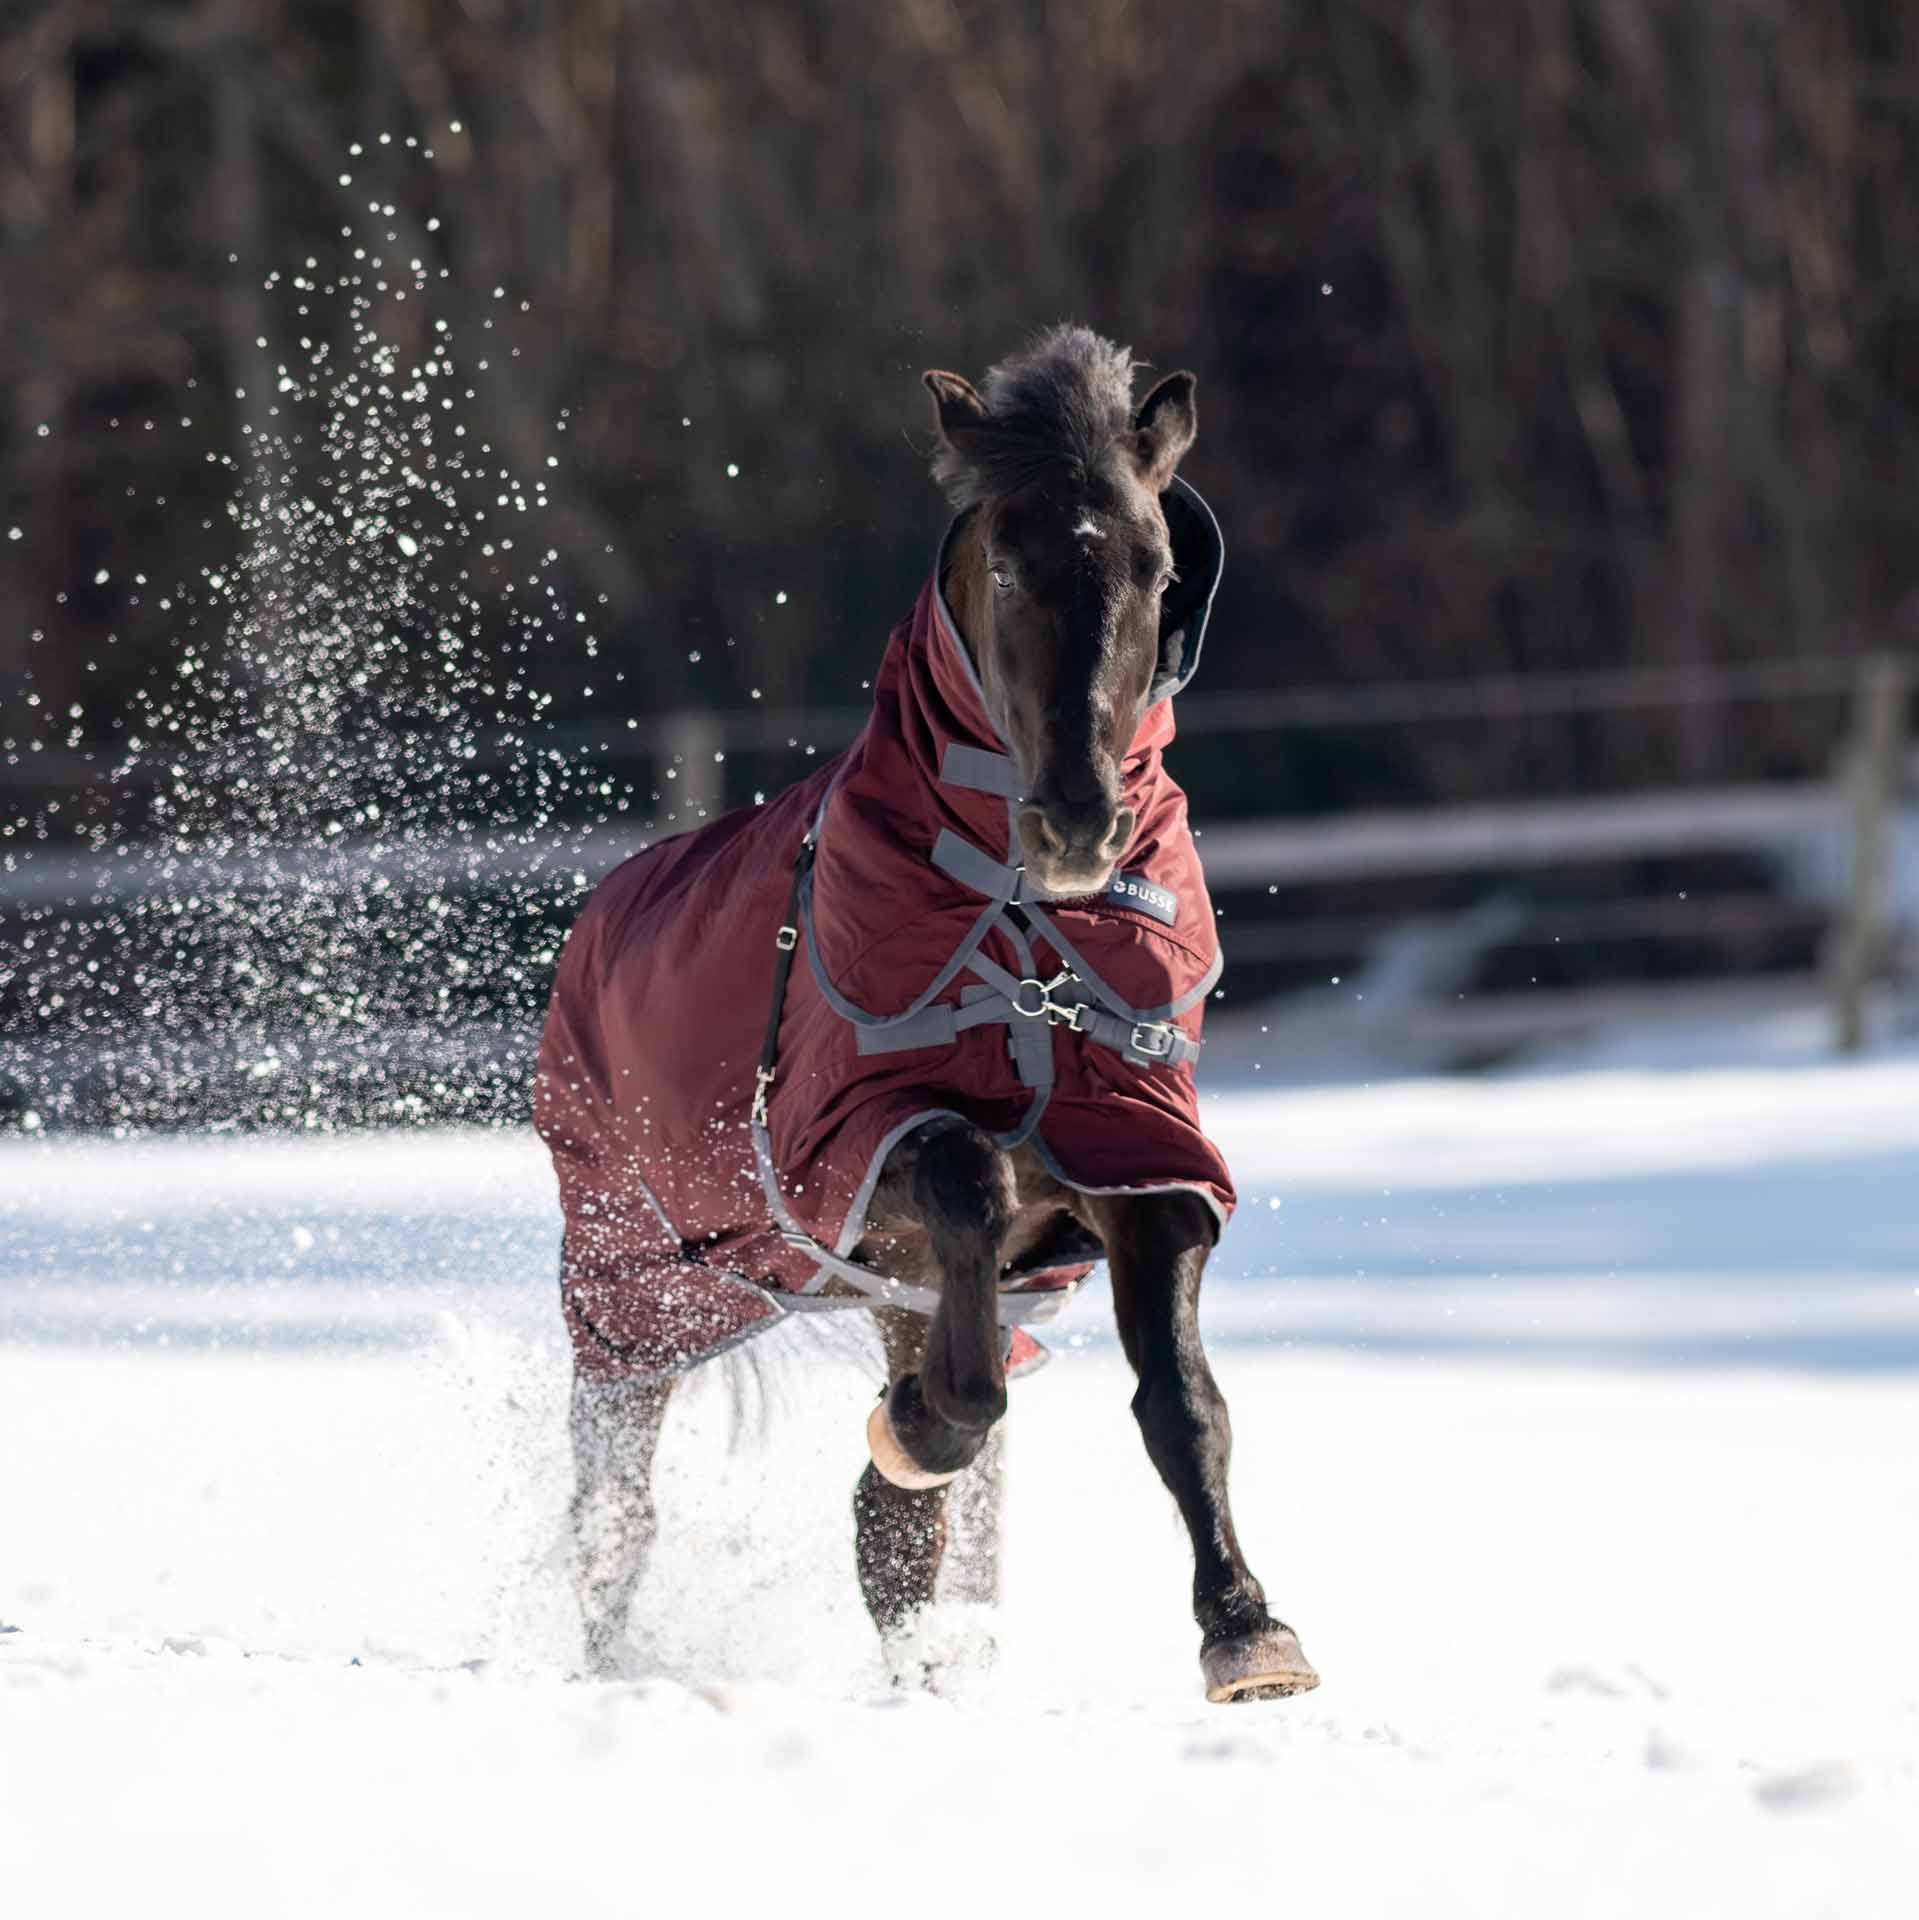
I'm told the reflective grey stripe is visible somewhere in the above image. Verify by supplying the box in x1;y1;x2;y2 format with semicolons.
939;743;1020;798
931;828;1022;901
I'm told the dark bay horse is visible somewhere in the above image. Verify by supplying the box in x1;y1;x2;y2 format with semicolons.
544;327;1316;1703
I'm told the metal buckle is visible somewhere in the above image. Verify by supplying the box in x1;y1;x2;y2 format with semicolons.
774;924;798;952
750;1065;777;1125
1008;977;1050;1018
1009;968;1083;1028
1129;1020;1178;1060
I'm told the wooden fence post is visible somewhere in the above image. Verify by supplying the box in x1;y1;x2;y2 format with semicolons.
662;711;723;822
1828;654;1911;1053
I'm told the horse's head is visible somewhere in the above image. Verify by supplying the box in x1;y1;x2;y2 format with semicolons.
925;327;1198;897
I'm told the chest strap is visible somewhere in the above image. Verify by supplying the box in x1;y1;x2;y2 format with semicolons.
922;827;1202;1077
852;956;1199;1075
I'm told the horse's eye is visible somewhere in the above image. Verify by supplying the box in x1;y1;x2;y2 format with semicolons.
990;566;1015;594
1157;567;1180;596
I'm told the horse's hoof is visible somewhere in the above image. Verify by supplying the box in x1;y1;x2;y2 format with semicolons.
1202;1624;1320;1703
866;1399;962;1491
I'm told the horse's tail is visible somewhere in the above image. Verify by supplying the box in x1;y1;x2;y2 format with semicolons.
711;1310;886;1455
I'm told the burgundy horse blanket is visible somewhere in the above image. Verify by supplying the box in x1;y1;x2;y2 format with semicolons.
535;479;1236;1380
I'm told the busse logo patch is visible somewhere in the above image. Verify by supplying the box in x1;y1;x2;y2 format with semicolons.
1104;871;1179;926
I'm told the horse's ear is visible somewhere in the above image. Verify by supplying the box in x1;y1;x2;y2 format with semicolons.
1132;371;1198;491
923;369;992;452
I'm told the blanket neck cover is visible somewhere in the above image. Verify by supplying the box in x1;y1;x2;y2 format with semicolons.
535;478;1237;1379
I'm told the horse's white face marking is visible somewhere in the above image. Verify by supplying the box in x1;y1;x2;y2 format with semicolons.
1072;511;1105;541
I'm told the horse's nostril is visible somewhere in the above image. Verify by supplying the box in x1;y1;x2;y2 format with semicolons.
1017;806;1065;858
1104;807;1138;858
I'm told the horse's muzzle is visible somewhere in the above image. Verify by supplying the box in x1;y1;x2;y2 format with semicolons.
1018;800;1137;895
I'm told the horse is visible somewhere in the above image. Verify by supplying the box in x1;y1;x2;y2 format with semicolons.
535;325;1317;1703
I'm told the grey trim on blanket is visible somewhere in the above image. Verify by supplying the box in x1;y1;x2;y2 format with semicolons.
1024;1142;1232;1241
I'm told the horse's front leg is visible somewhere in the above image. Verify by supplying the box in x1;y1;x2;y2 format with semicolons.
852;1120;1012;1666
865;1118;1013;1485
852;1304;1002;1629
1089;1189;1319;1703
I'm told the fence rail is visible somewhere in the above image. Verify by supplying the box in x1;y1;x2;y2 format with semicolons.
0;778;1857;912
0;650;1881;794
1195;783;1841;888
4;653;1912;1053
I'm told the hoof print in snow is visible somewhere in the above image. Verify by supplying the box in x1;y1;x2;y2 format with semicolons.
882;1603;1000;1702
1752;1762;1859;1813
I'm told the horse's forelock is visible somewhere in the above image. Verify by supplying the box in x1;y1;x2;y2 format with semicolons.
932;325;1142;509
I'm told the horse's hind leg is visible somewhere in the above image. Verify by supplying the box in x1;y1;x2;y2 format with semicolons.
940;1421;1004;1608
570;1369;674;1678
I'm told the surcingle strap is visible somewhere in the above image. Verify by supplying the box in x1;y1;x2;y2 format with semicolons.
851;984;1015;1056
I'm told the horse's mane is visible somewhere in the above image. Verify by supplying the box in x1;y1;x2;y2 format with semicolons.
932;324;1139;508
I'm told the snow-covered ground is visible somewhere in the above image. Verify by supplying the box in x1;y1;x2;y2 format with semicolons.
4;1027;1918;1916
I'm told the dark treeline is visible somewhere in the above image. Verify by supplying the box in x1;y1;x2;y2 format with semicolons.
5;0;1918;818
